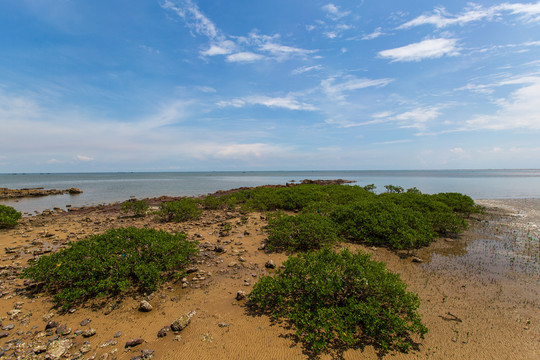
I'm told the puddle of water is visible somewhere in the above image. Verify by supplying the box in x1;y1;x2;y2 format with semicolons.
421;216;540;283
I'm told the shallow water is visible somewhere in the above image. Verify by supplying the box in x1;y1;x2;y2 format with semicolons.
2;169;540;214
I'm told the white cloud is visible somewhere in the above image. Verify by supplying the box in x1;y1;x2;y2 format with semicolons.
361;27;384;40
163;1;315;63
399;2;540;29
161;0;221;39
76;155;94;162
195;86;216;93
378;38;459;62
217;95;317;111
292;65;323;75
465;75;540;130
322;4;351;20
321;75;393;100
226;52;265;63
200;40;236;56
450;147;465;154
214;143;292;160
392;107;442;130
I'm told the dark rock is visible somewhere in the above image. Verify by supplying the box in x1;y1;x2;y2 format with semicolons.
45;320;59;330
80;318;91;326
0;332;8;338
157;326;170;338
265;260;276;269
2;324;14;331
125;338;145;348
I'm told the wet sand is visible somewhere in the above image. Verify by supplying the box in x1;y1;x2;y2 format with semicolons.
0;199;538;359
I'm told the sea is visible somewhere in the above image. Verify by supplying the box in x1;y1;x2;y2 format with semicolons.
1;170;540;215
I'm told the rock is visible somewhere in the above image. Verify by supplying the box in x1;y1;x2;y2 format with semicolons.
214;245;226;253
141;349;154;359
139;300;153;312
33;344;47;354
171;311;196;332
100;339;117;348
79;341;92;354
218;323;230;327
412;256;424;263
7;309;21;319
2;324;14;331
125;338;145;348
265;260;276;269
80;318;91;326
46;339;73;360
82;328;96;337
114;331;122;338
235;290;246;301
157;326;170;338
45;320;59;330
0;332;8;338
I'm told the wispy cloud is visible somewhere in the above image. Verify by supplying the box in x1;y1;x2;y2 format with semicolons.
321;75;393;100
162;1;315;63
465;75;540;130
217;95;317;111
378;38;459;62
399;2;540;29
292;65;323;75
361;27;384;40
322;3;351;20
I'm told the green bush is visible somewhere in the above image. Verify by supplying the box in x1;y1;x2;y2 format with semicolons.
265;212;339;252
121;199;149;217
433;192;482;215
202;195;223;210
0;204;21;229
22;227;198;308
331;199;436;249
249;248;427;355
156;198;202;222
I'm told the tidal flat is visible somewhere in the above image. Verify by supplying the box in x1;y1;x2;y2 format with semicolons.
0;197;538;359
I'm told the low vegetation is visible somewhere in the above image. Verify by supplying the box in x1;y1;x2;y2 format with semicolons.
0;204;21;229
156;198;202;222
22;227;198;309
121;199;149;217
249;248;428;355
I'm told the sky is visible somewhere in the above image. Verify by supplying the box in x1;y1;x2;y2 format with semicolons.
1;0;540;172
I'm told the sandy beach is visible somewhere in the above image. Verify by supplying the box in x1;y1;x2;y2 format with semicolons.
0;197;538;359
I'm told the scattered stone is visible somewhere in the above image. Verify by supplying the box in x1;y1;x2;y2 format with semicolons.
114;331;122;338
7;309;21;319
0;332;8;338
125;338;145;348
213;245;226;253
46;339;73;360
45;320;59;330
80;318;91;326
265;260;276;269
218;323;230;328
235;290;246;301
33;344;47;354
141;349;154;359
157;326;170;338
79;341;92;354
171;311;196;332
412;256;424;263
139;300;153;312
100;339;117;348
82;328;96;337
2;324;14;331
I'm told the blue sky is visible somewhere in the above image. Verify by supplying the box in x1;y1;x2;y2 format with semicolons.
1;0;540;172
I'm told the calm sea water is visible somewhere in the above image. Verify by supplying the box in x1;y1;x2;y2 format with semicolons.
1;170;540;215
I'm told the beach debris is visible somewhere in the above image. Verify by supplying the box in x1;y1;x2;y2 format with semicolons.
125;338;145;348
170;311;196;332
139;300;153;312
265;260;276;269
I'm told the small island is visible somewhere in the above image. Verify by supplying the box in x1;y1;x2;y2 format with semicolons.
0;187;83;199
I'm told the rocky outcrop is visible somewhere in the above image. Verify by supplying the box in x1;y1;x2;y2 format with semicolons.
0;187;83;199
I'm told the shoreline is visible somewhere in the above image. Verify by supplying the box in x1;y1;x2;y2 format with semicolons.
0;197;538;359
